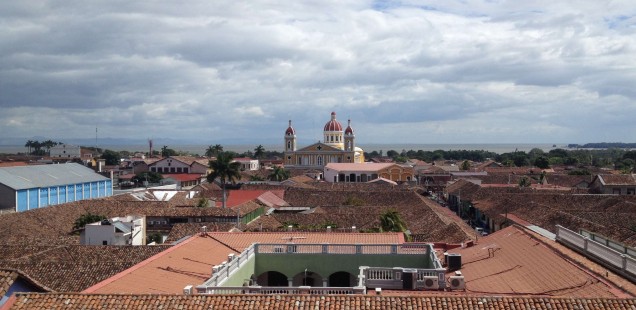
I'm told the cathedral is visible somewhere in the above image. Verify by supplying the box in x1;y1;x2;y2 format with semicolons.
284;112;365;169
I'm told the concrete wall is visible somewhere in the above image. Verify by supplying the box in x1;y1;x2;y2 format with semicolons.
221;255;256;287
82;225;116;245
0;183;16;211
254;253;430;281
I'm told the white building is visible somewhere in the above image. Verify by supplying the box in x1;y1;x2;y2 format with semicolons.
50;144;81;159
148;156;209;174
80;215;146;246
233;158;259;171
324;163;415;183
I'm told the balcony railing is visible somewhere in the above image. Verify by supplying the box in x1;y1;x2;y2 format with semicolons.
195;286;365;295
195;242;441;294
556;225;636;283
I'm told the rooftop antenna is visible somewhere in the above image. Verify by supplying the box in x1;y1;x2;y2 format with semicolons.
95;127;98;152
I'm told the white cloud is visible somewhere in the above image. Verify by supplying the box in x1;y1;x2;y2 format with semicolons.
1;0;635;145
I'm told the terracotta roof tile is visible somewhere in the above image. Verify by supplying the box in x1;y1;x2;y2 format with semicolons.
0;246;170;292
449;226;622;297
0;269;18;296
8;293;636;310
86;236;232;294
599;174;636;186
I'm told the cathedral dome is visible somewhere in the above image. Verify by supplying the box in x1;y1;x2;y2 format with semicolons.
324;112;343;131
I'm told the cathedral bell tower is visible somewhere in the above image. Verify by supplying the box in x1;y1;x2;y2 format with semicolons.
344;119;355;152
284;120;297;151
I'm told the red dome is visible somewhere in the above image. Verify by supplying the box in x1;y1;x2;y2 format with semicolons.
344;119;354;135
285;120;295;135
323;112;343;131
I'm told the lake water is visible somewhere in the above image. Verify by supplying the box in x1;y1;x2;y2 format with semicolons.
0;143;564;155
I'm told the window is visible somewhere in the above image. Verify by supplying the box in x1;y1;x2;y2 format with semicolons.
102;241;108;245
317;156;323;166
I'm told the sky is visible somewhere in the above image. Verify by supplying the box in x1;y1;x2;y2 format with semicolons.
1;1;635;145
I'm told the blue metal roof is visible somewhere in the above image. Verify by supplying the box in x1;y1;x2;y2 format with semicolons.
0;163;110;190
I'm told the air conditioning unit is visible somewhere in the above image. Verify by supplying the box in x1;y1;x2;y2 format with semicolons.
422;276;440;290
449;276;465;290
183;285;193;295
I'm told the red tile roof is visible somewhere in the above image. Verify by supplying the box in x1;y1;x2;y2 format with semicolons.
448;226;625;298
162;174;202;182
85;236;230;294
8;293;636;310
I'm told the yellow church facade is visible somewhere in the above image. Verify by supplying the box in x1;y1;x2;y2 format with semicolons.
284;112;365;169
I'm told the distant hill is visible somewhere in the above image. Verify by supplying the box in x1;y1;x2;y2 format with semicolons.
568;142;636;149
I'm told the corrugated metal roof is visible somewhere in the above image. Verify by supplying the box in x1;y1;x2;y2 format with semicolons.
0;163;109;190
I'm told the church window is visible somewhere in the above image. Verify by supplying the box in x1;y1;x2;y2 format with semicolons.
287;141;291;150
317;156;323;166
330;136;333;142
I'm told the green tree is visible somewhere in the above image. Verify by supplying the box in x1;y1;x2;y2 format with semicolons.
269;166;290;181
161;145;178;158
211;144;224;157
254;145;265;159
518;177;531;188
196;197;209;208
461;160;470;171
101;149;121;165
24;140;34;154
146;233;163;244
386;150;399;158
534;156;550;169
42;140;57;155
250;175;265;181
379;209;407;233
73;213;107;230
207;152;241;208
205;145;215;158
132;171;163;185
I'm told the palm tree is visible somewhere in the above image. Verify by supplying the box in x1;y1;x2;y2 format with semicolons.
205;145;215;158
207;152;241;208
42;140;57;156
212;144;224;157
379;209;407;233
24;140;33;154
268;166;290;182
254;144;265;159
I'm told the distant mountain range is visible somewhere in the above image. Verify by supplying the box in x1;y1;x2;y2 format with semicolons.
0;136;295;147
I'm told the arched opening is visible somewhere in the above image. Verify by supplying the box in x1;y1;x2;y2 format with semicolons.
328;271;356;287
292;270;323;287
256;271;288;287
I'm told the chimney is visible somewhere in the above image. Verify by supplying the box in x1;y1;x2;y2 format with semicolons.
288;225;293;232
326;226;332;233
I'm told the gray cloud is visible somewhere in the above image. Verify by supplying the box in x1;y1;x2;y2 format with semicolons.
1;1;635;145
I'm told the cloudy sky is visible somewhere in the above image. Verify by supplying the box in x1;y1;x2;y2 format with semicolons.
1;1;635;145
